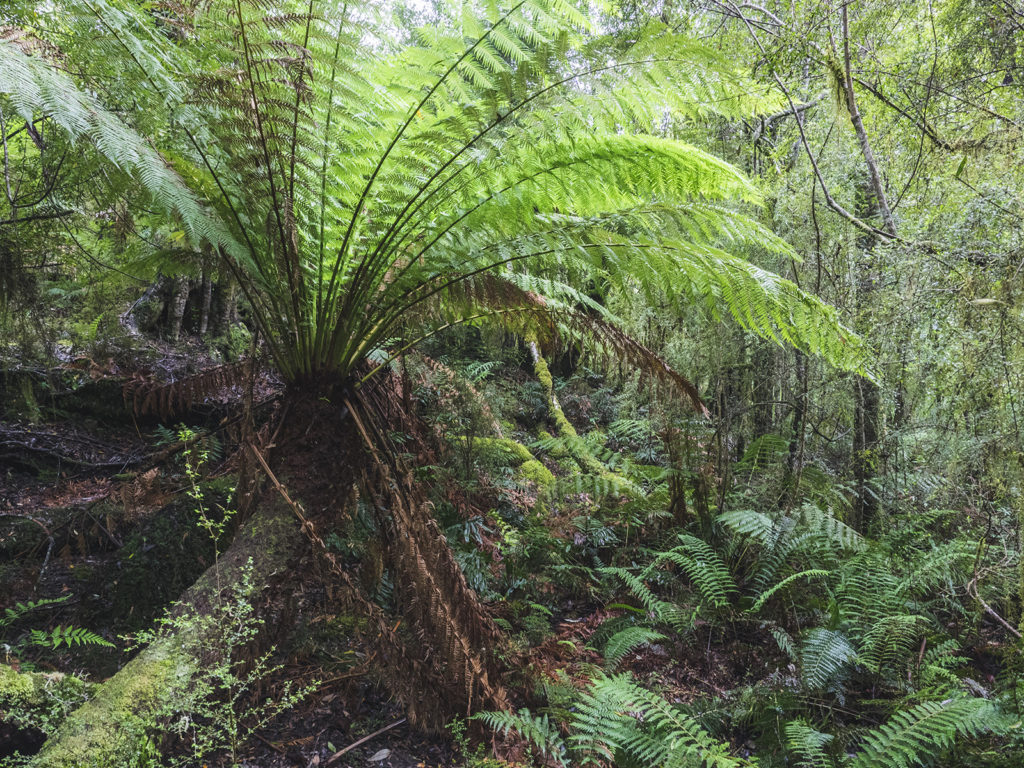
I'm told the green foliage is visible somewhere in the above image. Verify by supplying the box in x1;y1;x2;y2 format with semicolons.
128;559;314;767
0;0;871;396
1;595;113;654
473;709;568;766
786;720;837;768
26;625;114;651
799;628;857;693
846;698;1005;768
647;534;738;609
570;673;753;767
602;626;667;670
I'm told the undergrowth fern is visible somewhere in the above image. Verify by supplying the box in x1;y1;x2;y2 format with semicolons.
846;698;1005;768
602;626;667;670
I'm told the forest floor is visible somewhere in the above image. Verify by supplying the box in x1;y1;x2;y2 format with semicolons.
0;391;461;766
1;345;791;766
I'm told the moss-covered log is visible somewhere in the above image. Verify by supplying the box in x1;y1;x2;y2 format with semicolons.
30;497;302;768
526;335;639;495
1;665;93;760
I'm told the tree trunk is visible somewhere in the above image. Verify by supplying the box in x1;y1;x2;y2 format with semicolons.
839;7;890;532
30;498;302;768
841;5;896;237
787;348;808;503
167;274;190;342
214;279;238;337
198;272;213;337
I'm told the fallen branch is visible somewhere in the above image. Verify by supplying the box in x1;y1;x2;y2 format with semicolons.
326;718;407;765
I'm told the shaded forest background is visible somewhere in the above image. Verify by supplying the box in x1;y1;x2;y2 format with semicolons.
1;0;1022;766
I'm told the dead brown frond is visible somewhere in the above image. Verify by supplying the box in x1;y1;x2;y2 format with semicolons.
344;386;512;731
123;359;255;419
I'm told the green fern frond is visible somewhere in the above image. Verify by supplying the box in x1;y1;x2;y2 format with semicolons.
603;626;667;670
846;698;1005;768
857;615;926;675
646;534;737;609
27;625;115;649
800;628;856;693
600;566;690;629
473;708;569;766
2;595;71;627
570;673;753;768
748;569;830;615
786;720;837;768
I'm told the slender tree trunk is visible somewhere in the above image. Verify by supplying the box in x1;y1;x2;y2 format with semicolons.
841;5;896;237
787;348;808;502
215;279;238;337
198;273;213;337
167;274;190;342
839;6;892;532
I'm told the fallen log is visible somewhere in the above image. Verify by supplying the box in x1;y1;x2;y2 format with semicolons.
30;496;302;767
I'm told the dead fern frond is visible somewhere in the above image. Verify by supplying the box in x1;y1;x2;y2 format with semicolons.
124;359;255;419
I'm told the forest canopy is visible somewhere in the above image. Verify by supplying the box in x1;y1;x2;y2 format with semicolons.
0;1;1022;767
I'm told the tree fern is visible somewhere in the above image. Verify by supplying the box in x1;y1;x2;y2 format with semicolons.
0;0;873;396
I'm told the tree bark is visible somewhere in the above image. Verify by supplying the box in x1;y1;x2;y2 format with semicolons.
198;272;213;337
167;274;190;342
839;5;891;532
841;5;897;237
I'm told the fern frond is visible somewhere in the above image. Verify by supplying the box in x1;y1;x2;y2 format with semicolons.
748;569;830;614
570;673;753;768
27;625;115;649
847;698;1006;768
603;626;667;670
786;720;837;768
1;595;71;627
800;628;856;693
646;534;737;609
473;708;568;766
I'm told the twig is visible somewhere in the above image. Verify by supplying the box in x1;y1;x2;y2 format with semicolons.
967;549;1023;641
325;718;407;765
252;731;286;755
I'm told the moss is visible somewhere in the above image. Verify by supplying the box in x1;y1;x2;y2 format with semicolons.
31;638;193;767
0;665;38;704
1;665;93;750
519;459;555;492
473;437;535;466
527;341;640;494
538;429;569;459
